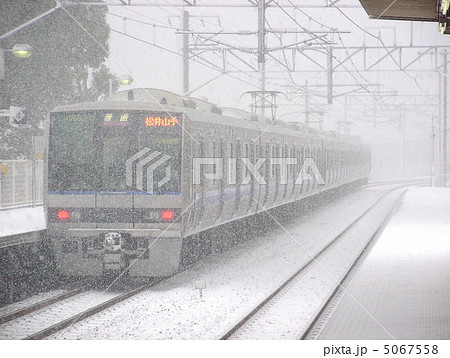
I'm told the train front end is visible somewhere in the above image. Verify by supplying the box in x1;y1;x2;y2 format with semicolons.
46;104;184;277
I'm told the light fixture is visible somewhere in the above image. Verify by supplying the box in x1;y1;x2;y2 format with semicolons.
442;0;450;15
109;75;133;96
119;75;133;86
11;44;32;58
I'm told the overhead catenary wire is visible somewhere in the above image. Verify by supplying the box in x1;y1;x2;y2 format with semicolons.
110;28;266;91
275;0;429;129
110;3;285;93
108;0;433;131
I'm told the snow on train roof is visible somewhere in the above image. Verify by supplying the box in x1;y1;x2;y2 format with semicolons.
221;107;271;125
50;88;365;145
109;88;186;108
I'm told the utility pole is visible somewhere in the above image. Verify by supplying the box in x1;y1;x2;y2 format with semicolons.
182;10;190;95
431;116;436;186
441;50;447;186
305;80;309;127
257;0;266;115
399;115;405;178
327;46;333;104
335;94;351;135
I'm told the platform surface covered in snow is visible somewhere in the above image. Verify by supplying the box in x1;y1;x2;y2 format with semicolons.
0;206;46;240
318;187;450;339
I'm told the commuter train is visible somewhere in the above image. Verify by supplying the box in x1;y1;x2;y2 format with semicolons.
45;88;371;277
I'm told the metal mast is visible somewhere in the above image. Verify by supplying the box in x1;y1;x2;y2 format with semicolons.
440;50;448;186
258;0;266;115
182;10;190;94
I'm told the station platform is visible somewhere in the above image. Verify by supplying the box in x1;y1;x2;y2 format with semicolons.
317;187;450;339
0;206;46;248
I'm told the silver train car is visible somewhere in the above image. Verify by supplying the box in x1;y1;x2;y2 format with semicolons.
44;88;371;277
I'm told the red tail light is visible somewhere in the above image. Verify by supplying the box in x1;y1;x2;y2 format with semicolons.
57;210;70;220
161;210;174;221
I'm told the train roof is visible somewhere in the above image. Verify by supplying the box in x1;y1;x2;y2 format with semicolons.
187;96;222;114
108;88;187;109
50;89;367;147
221;107;271;125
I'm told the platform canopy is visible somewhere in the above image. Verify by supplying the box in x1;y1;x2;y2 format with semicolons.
358;0;450;33
359;0;437;22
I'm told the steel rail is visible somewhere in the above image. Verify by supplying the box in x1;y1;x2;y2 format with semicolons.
23;279;166;340
0;286;89;325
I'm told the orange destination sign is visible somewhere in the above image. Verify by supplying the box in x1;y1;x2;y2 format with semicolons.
145;116;178;127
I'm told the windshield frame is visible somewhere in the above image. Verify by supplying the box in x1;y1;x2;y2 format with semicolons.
48;109;184;195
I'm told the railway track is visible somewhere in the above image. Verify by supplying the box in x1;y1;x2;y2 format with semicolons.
0;286;89;325
219;183;413;340
0;278;172;340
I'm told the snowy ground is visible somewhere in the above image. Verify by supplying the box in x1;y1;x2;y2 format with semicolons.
317;187;450;339
0;206;46;238
47;186;403;340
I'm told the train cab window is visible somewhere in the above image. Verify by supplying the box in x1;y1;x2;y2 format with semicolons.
49;110;182;194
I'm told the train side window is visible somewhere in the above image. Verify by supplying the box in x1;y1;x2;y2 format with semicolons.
236;140;241;184
212;141;217;185
244;143;250;180
265;143;270;180
287;147;291;175
271;145;275;177
198;139;205;186
260;143;266;179
227;141;234;186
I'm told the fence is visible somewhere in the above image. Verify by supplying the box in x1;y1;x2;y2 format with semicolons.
0;160;43;209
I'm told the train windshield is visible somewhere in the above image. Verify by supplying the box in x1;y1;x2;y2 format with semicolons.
49;110;182;194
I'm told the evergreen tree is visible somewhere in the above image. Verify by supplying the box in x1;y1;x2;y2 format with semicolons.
0;0;114;158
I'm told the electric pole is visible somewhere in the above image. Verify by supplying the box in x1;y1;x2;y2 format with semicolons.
327;46;333;104
258;0;266;115
439;50;448;186
305;79;309;127
442;50;447;186
400;115;405;178
182;10;190;94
